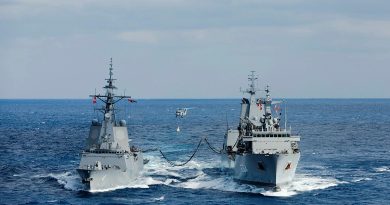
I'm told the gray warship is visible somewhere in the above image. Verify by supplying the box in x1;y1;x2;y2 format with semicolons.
77;59;143;191
222;71;300;189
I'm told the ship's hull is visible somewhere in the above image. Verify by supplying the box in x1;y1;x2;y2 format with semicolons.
77;152;143;191
226;153;300;186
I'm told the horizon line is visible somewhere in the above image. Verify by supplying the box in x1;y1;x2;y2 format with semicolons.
1;97;390;100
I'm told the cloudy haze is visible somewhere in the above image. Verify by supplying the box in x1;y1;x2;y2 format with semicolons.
1;0;390;99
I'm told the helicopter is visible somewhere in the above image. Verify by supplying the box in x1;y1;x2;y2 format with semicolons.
175;108;192;118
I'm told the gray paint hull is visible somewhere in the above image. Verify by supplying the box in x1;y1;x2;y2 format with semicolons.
232;153;300;186
77;152;143;191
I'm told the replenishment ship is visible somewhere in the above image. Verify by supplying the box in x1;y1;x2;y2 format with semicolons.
222;71;300;191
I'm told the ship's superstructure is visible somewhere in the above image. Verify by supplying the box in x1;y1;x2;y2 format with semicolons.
222;71;300;188
77;59;143;191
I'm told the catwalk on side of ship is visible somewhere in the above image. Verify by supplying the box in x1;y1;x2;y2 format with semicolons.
222;71;300;189
77;59;143;191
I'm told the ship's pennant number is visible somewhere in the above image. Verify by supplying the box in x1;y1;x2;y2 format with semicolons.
240;164;248;173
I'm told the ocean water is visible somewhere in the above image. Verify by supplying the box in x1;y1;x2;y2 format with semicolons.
0;99;389;204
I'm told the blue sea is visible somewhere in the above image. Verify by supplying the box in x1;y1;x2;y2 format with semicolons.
1;99;389;204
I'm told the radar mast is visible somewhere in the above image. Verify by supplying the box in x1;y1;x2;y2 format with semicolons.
90;58;134;124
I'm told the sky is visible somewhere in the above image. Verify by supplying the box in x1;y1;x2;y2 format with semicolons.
1;0;390;99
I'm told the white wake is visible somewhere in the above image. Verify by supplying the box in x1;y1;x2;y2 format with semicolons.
38;154;344;196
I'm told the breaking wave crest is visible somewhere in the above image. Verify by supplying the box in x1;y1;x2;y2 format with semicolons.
374;166;390;173
266;174;342;197
351;177;372;183
33;170;165;193
89;176;163;193
175;172;341;197
33;171;83;191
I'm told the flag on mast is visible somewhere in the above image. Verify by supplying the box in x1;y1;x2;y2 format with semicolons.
274;104;281;114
